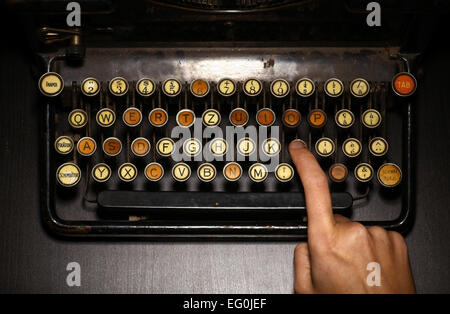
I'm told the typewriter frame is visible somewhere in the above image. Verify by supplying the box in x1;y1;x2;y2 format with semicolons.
39;46;416;239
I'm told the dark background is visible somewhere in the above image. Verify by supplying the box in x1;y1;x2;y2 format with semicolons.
1;2;449;293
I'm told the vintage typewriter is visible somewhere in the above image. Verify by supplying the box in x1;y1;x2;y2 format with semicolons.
14;0;432;238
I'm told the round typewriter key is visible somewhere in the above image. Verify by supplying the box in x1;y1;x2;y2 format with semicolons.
172;162;191;182
369;137;388;157
377;163;402;188
392;72;417;97
56;162;81;187
315;137;335;157
197;163;217;182
209;138;227;156
68;109;88;128
237;137;255;156
156;138;174;157
223;162;242;182
329;163;348;183
176;109;196;128
91;163;111;183
308;109;327;128
342;138;362;158
123;107;142;127
131;137;151;157
190;79;210;98
96;108;116;128
325;78;344;98
118;163;137;182
81;77;100;97
243;78;262;96
183;138;202;157
148;108;168;127
202;109;221;127
249;163;268;183
362;109;382;128
275;163;294;182
270;79;290;98
256;108;276;127
144;162;164;182
217;78;236;96
296;78;315;97
162;78;181;97
77;136;96;156
262;138;281;156
354;163;374;183
54;136;74;155
102;137;122;157
136;78;155;97
229;108;249;127
335;109;355;128
109;77;128;96
350;78;370;98
282;109;301;128
38;72;64;97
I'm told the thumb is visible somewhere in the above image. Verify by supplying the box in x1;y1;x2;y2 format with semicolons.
294;242;314;294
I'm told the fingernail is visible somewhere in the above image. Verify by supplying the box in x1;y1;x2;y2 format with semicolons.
290;139;306;150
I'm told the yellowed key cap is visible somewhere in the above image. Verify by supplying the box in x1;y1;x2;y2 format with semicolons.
270;79;290;98
342;138;362;158
172;162;191;182
315;137;335;157
81;77;100;97
56;162;81;187
275;163;294;182
91;163;111;183
296;78;315;97
209;138;227;156
248;163;268;183
237;137;255;156
369;137;388;157
109;77;129;96
350;78;370;98
162;78;181;97
335;109;355;128
118;163;137;182
183;138;202;157
38;72;64;97
96;108;116;127
325;78;344;97
243;78;262;96
156;138;174;157
54;136;74;155
68;109;88;128
354;163;374;183
217;78;236;97
377;163;402;188
262;138;281;156
202;109;221;127
362;109;381;128
136;78;155;97
197;163;217;182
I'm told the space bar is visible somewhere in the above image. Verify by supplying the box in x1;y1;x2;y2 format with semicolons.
98;191;353;215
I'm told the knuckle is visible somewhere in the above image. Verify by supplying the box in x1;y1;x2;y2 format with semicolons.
389;231;408;250
368;226;388;238
349;222;369;238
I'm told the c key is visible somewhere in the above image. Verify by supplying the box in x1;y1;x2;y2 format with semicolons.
144;162;164;182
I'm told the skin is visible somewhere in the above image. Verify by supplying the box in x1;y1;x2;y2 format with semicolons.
289;140;415;294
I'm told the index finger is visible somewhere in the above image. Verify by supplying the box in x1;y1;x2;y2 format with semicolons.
289;140;335;236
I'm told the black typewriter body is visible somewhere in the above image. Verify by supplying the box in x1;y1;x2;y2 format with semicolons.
16;0;437;239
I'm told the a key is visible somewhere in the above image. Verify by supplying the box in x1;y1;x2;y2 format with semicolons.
77;137;96;156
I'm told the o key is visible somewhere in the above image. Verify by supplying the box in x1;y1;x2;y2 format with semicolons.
392;72;417;97
81;77;100;97
282;109;301;128
162;78;182;97
197;163;217;182
144;162;164;182
362;109;382;128
118;163;137;182
123;107;142;127
172;162;191;182
109;77;129;96
377;163;402;188
354;163;374;183
136;78;155;97
229;108;249;127
91;163;112;183
223;162;242;182
176;109;196;128
335;109;355;128
329;163;348;183
54;136;74;155
156;138;174;157
148;108;168;127
38;72;64;97
131;137;151;157
96;108;116;127
68;109;88;128
56;162;81;187
77;137;97;156
308;109;327;128
217;78;236;97
190;79;210;98
369;137;388;157
202;109;221;127
315;137;335;157
103;137;122;157
270;79;290;98
324;78;344;97
275;163;294;182
243;78;262;96
256;108;276;127
248;163;268;183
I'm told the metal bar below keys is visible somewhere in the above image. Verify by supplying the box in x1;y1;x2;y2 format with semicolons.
98;191;353;218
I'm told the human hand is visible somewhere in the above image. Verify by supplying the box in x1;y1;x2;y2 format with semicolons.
289;139;415;294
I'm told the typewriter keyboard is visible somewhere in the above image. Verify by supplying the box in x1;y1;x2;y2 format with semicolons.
38;47;416;238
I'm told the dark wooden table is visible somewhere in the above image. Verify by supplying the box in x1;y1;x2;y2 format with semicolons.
1;37;449;293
